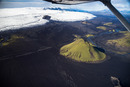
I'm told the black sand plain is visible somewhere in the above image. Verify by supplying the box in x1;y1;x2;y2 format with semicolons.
0;13;130;87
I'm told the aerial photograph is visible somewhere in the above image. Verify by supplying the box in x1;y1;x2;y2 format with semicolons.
0;0;130;87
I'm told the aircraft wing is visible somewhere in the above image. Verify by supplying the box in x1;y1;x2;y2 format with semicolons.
44;0;98;5
43;0;130;32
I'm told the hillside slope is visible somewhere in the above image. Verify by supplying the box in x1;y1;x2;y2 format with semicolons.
60;38;106;63
106;31;130;54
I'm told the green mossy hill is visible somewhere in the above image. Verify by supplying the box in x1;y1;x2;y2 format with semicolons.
103;22;112;26
96;26;106;30
60;38;106;63
107;31;130;47
86;34;94;37
0;35;24;46
106;31;130;54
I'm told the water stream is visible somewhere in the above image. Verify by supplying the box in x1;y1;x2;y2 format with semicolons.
86;29;130;55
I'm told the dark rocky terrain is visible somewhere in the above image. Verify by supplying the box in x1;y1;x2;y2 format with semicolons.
0;13;130;87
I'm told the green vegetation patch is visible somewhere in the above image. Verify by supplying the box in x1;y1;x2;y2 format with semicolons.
107;31;130;47
96;26;106;30
60;38;106;63
86;34;94;37
81;21;91;25
109;29;115;32
82;21;87;24
103;22;112;26
0;38;4;42
73;34;81;38
1;35;24;46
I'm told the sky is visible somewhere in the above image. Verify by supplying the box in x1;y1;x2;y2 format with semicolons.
0;0;129;11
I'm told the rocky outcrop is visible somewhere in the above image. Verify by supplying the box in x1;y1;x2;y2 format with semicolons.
43;15;51;20
111;76;121;87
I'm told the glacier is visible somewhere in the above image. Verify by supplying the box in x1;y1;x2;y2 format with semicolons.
0;7;96;31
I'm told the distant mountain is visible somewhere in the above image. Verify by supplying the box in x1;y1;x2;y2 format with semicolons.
90;9;130;16
43;7;89;13
60;38;106;63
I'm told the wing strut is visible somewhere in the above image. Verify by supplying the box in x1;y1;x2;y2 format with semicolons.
43;0;130;32
101;0;130;32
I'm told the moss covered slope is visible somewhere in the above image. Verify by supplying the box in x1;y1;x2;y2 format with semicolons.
60;38;106;63
0;35;24;46
107;31;130;47
106;31;130;54
96;26;106;30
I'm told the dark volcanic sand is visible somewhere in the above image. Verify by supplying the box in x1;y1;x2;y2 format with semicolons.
0;15;130;87
0;47;130;87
